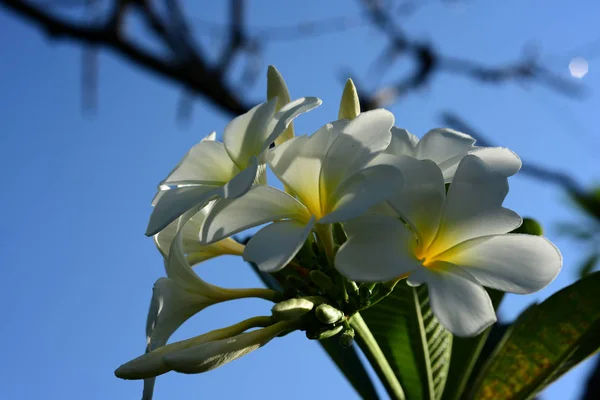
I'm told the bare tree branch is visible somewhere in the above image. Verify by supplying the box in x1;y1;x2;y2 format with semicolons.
357;0;584;109
441;112;586;196
0;0;251;115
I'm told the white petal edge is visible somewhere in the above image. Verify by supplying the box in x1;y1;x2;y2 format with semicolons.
320;164;403;224
319;109;394;204
163;321;288;374
200;185;311;244
244;217;316;273
336;215;421;282
428;155;522;255
262;97;322;154
223;100;277;169
437;233;562;294
408;266;496;337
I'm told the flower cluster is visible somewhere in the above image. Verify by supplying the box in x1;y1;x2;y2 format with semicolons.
115;66;562;397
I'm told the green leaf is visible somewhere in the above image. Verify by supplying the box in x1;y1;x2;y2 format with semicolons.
441;290;504;400
245;259;380;400
468;272;600;400
362;281;453;400
441;218;541;400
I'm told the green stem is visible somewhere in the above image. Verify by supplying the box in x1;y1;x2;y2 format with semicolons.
222;287;285;303
350;313;406;400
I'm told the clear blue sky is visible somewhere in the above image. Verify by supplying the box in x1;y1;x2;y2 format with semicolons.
1;1;599;399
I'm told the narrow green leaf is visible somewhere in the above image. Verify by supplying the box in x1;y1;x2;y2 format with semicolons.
362;281;453;400
468;272;600;400
442;219;541;400
246;260;379;399
441;290;504;400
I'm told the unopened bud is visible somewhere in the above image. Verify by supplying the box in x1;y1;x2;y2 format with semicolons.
307;325;344;340
271;298;314;321
332;222;347;245
315;304;344;325
339;327;355;348
345;280;359;296
310;270;334;292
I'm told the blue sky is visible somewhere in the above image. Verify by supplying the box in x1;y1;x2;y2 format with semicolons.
1;1;599;399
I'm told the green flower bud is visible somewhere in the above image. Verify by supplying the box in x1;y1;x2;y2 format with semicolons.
271;298;315;321
310;270;334;292
315;304;344;325
339;327;355;348
338;79;360;120
307;325;344;340
359;285;372;306
345;280;359;296
332;222;347;245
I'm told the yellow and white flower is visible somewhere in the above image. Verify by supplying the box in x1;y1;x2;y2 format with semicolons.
146;96;321;236
199;109;404;273
336;155;562;337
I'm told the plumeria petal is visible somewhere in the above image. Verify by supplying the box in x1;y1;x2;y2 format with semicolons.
269;121;345;215
144;278;215;353
319;109;394;207
437;147;522;180
416;128;475;164
407;266;496;337
336;215;421;282
320;165;403;224
437;234;562;294
159;137;239;186
116;316;273;381
154;207;243;266
146;185;220;236
223;100;278;170
200;185;311;244
262;97;322;154
385;127;418;156
469;147;521;176
244;217;316;273
372;155;445;249
147;156;259;237
163;321;291;374
428;155;522;255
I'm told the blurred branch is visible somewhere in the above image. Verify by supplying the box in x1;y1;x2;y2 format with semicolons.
0;0;251;115
0;0;585;117
357;0;584;110
441;112;586;196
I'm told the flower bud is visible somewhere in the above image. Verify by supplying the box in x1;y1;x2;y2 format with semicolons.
339;327;355;348
271;298;315;321
310;270;334;292
306;325;344;340
338;79;361;120
315;304;344;325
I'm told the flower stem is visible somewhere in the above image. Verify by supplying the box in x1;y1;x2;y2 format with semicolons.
350;313;406;400
223;287;285;303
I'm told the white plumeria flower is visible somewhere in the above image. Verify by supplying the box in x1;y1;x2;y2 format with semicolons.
384;127;522;181
336;155;562;337
115;314;280;380
146;96;322;236
134;224;281;399
200;109;404;273
154;201;244;266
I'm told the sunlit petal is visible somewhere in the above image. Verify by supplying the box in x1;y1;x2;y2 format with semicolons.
244;217;316;272
408;266;496;337
200;185;311;244
336;215;421;282
428;155;521;255
437;234;562;294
